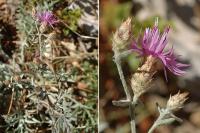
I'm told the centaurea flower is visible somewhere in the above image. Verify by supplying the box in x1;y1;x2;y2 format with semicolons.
36;11;57;28
132;20;188;78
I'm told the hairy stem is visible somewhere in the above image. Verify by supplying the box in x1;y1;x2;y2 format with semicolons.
129;102;136;133
113;51;131;100
148;111;166;133
20;39;26;63
148;116;161;133
38;33;42;60
35;21;42;60
7;88;14;115
113;49;136;133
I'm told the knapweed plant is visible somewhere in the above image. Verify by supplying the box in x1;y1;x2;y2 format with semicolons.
0;1;97;133
112;18;189;133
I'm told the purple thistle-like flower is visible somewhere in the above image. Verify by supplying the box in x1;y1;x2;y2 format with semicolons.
132;21;188;78
36;11;57;27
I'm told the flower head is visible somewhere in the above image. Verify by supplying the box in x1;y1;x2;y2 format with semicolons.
36;11;57;27
132;20;188;78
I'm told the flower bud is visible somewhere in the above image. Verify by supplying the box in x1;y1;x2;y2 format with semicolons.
113;17;132;51
167;92;189;111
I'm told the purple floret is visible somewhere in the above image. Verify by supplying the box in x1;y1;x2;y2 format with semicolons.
132;20;188;78
36;11;57;27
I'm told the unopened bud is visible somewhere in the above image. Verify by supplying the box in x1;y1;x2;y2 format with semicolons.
113;17;132;51
167;92;189;111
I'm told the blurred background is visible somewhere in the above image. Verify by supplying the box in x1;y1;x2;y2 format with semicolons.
99;0;200;133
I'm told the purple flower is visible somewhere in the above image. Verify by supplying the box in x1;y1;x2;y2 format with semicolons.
132;21;188;78
36;11;57;27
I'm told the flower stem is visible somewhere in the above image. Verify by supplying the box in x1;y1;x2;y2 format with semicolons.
148;115;162;133
113;51;131;100
148;110;167;133
20;38;26;63
129;102;136;133
35;21;42;60
38;33;42;60
113;49;136;133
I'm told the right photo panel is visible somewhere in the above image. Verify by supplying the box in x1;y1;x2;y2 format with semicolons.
99;0;200;133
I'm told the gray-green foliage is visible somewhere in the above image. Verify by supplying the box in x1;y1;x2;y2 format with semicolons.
0;0;97;133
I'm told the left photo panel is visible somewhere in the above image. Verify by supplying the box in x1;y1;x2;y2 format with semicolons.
0;0;98;133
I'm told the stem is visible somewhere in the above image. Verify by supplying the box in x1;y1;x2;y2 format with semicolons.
118;49;133;59
20;38;26;63
7;88;14;115
148;124;157;133
35;21;42;60
39;33;42;60
148;111;165;133
113;49;136;133
129;103;136;133
114;51;131;100
59;19;97;40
